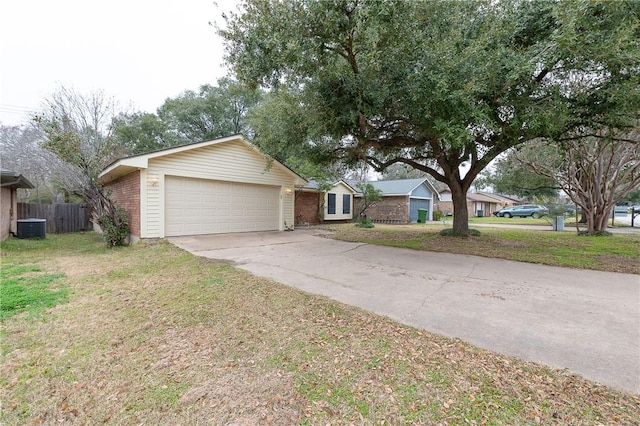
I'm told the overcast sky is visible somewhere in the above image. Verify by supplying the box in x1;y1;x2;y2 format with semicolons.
0;0;237;126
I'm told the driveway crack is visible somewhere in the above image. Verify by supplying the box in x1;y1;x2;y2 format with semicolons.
339;243;368;254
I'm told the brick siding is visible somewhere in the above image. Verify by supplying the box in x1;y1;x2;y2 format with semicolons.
295;190;321;225
104;171;141;239
434;200;476;217
355;195;409;223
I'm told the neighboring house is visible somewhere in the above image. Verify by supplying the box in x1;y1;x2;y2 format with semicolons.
1;169;34;241
466;192;503;217
295;180;356;225
435;189;471;217
352;178;439;223
98;135;307;242
480;192;525;206
436;190;519;217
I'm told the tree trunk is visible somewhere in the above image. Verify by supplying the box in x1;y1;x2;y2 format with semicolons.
448;179;470;234
582;204;614;233
593;206;614;232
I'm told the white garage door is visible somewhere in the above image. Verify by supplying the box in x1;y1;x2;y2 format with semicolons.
165;176;280;236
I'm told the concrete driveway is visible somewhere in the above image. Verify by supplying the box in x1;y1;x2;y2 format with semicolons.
170;229;640;394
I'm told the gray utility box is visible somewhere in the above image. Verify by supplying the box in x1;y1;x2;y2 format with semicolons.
552;216;564;231
17;218;46;239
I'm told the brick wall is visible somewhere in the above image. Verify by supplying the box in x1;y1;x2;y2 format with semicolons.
434;200;475;217
295;190;321;225
104;171;141;239
355;195;409;223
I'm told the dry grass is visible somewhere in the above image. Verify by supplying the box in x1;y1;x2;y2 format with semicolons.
324;223;640;274
1;233;639;425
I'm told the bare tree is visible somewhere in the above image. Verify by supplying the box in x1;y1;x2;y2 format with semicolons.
34;86;130;245
0;124;84;202
517;129;640;233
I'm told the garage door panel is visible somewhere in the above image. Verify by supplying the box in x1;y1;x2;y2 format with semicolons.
165;176;280;236
409;198;431;222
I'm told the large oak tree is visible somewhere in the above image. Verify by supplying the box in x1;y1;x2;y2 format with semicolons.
220;0;640;234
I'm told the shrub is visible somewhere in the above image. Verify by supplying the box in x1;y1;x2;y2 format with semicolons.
98;205;130;247
433;210;444;221
355;218;375;228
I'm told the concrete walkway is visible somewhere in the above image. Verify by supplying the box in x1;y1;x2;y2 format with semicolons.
170;230;640;394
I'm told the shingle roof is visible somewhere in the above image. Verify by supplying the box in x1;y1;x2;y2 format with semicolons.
303;179;356;192
467;192;501;203
349;178;438;197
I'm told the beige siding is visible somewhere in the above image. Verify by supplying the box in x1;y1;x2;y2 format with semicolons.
1;187;14;241
149;141;293;185
142;170;163;238
324;182;354;221
142;140;297;237
283;189;295;228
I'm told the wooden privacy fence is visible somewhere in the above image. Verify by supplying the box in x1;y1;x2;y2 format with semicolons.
17;203;91;234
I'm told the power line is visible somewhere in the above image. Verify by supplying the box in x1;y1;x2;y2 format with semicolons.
0;104;38;114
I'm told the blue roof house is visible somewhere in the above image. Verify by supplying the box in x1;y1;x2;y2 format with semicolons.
352;178;440;223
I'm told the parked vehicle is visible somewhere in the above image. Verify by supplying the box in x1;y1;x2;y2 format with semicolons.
614;205;630;215
493;204;549;218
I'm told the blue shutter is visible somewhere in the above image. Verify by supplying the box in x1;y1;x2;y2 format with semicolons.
342;194;351;214
327;193;336;214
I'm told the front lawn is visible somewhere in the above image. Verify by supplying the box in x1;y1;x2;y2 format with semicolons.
1;233;638;425
464;215;630;228
325;223;640;274
467;216;562;225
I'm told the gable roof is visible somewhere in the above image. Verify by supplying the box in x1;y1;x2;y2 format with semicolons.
0;169;34;189
485;192;528;204
350;178;439;198
98;134;307;186
467;192;502;203
301;179;357;193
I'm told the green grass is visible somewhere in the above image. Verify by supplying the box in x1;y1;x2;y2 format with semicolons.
1;232;639;425
467;216;554;225
466;215;630;227
0;264;68;319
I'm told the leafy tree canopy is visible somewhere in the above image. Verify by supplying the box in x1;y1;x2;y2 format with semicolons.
221;0;640;234
112;78;262;155
158;77;261;144
475;151;560;200
111;112;174;155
